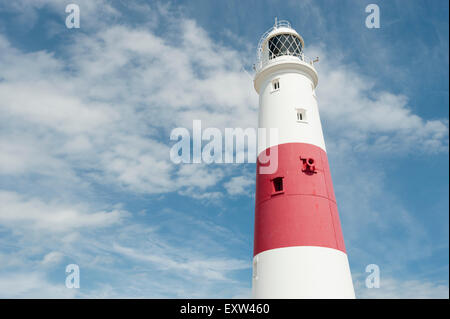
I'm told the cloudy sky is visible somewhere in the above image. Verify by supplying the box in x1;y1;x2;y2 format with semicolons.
0;0;448;298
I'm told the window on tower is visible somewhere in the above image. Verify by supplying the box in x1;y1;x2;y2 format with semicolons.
296;108;307;122
272;177;284;193
268;33;303;60
272;79;280;91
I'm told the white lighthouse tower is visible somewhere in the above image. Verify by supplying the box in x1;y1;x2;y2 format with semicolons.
252;20;355;298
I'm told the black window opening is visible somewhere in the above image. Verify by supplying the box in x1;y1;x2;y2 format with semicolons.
268;34;303;60
273;80;280;90
273;177;284;193
297;109;306;122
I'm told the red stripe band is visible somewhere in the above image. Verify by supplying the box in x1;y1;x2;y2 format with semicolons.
254;142;346;256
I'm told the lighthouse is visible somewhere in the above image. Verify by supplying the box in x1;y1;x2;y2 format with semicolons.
252;20;355;298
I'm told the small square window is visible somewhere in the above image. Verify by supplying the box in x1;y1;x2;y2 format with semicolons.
272;79;280;91
296;109;307;122
272;177;283;192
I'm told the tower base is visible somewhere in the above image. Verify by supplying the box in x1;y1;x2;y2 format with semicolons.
252;246;355;299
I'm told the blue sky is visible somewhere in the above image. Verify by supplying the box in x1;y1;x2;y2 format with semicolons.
0;0;448;298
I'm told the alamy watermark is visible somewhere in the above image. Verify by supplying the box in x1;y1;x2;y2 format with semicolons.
65;264;80;288
365;4;380;29
169;120;279;174
365;264;380;288
65;4;80;29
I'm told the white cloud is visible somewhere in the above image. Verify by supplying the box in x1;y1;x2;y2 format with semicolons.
0;191;127;232
0;0;120;31
0;203;252;298
113;243;249;281
0;272;77;298
0;15;256;197
224;175;255;196
310;45;449;154
354;275;449;299
41;251;64;265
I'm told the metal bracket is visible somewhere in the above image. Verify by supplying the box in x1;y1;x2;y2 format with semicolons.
300;157;317;174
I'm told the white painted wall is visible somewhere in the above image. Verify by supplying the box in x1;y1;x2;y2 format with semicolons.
252;246;356;299
255;59;326;154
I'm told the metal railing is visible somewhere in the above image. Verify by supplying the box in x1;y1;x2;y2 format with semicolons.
255;20;316;72
256;20;292;63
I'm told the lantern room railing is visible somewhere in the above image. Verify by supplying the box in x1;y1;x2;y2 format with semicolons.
255;20;316;72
